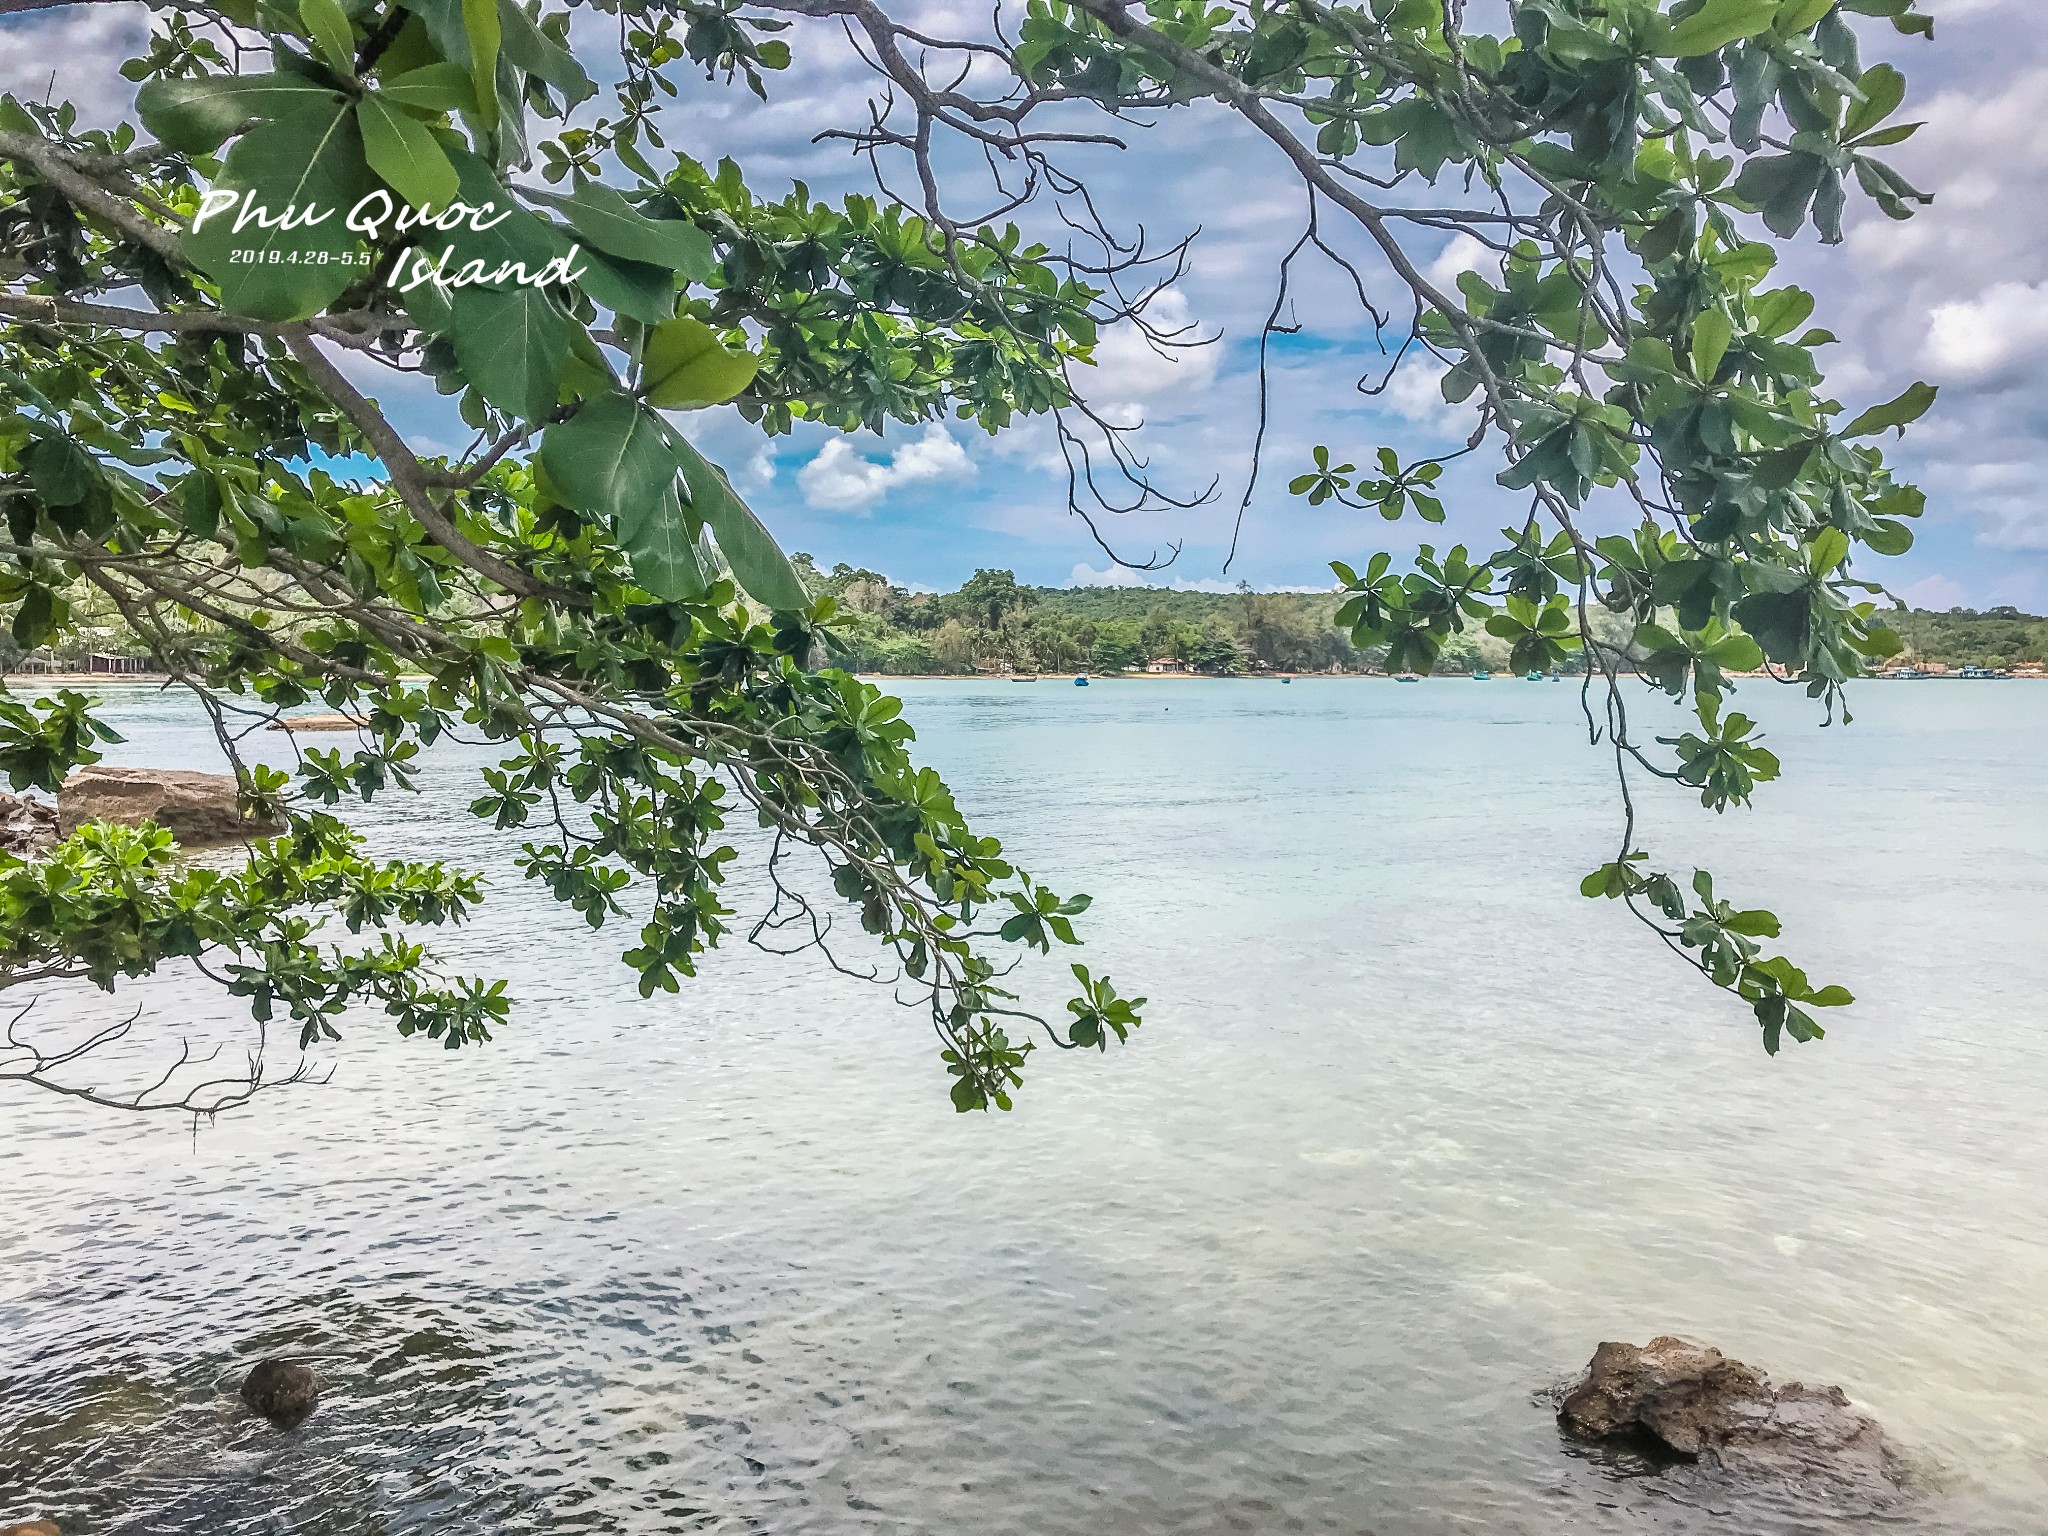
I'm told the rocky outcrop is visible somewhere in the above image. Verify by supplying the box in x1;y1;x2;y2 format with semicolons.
1;1521;63;1536
58;767;284;846
267;713;364;732
0;790;58;857
1558;1336;1897;1488
240;1358;319;1429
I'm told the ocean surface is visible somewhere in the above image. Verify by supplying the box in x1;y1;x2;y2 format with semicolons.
3;676;2045;1535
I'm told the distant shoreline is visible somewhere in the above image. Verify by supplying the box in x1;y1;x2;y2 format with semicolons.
12;669;2042;690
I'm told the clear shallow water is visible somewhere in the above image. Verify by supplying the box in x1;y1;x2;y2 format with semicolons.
3;677;2045;1535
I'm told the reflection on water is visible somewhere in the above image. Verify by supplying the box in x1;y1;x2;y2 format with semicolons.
3;679;2045;1534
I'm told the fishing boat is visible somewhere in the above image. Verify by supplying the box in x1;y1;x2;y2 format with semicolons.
1074;675;1088;686
1281;676;1292;684
1395;673;1422;683
1011;674;1038;683
1472;669;1490;680
1524;670;1543;681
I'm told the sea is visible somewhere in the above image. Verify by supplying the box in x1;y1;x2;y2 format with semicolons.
3;676;2044;1534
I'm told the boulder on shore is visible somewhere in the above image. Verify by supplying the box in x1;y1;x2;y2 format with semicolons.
0;790;58;858
1557;1336;1897;1488
267;713;364;732
59;766;284;846
240;1358;320;1429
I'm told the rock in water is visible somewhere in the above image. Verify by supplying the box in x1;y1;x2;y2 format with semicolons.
58;767;284;846
0;790;58;857
239;1359;320;1429
267;712;364;732
1;1521;63;1535
1557;1336;1897;1488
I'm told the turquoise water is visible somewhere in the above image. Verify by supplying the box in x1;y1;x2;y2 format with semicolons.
3;678;2045;1533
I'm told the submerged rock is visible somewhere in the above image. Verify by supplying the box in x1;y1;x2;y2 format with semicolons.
58;767;284;846
0;790;58;857
1;1521;63;1535
1557;1336;1897;1489
239;1358;320;1430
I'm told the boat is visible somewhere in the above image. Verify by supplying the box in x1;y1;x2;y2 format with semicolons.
1074;674;1088;686
1281;676;1292;684
1524;670;1543;681
1011;674;1038;683
1472;670;1490;681
1395;673;1422;683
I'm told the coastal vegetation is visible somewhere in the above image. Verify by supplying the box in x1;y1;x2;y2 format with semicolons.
7;565;2040;679
2;0;1943;1115
791;562;2048;678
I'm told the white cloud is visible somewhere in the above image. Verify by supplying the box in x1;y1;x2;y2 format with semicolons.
1069;562;1153;588
1822;64;2048;566
1923;281;2048;381
0;10;145;124
1426;232;1496;295
1078;289;1220;422
1898;574;1968;610
796;424;974;510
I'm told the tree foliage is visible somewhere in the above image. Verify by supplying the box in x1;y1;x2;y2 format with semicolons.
0;0;1943;1106
1;0;1138;1113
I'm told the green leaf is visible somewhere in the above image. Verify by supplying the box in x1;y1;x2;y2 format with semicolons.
1706;631;1765;671
570;246;678;325
357;94;459;208
1732;152;1826;238
1691;308;1734;382
641;317;760;410
1841;381;1936;437
675;436;807;611
618;481;706;601
541;389;676;525
179;470;223;539
185;95;374;322
495;0;595;103
1844;63;1906;140
299;0;357;74
1666;0;1782;56
460;0;502;131
1775;0;1836;30
136;72;331;155
24;434;93;505
376;63;477;115
524;182;716;280
1809;526;1850;576
1751;286;1815;339
450;284;570;423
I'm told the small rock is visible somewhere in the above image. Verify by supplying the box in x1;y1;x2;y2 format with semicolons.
1557;1336;1897;1489
0;790;58;858
240;1358;319;1430
1;1521;63;1535
59;766;284;846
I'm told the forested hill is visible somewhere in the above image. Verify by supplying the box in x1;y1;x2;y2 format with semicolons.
789;559;2048;677
1887;608;2048;669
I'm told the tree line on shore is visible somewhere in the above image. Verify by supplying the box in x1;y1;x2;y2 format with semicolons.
791;559;2048;678
7;558;2044;678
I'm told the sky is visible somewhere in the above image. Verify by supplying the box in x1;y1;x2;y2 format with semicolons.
4;0;2045;605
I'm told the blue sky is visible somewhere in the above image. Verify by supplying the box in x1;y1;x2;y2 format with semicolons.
6;0;2045;605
